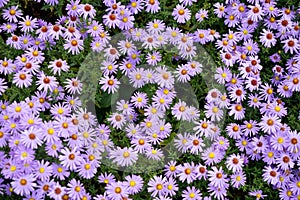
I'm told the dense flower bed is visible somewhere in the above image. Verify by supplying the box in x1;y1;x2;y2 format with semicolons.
0;0;300;199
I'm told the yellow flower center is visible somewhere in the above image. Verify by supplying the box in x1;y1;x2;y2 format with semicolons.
25;21;31;26
39;167;45;173
208;152;215;158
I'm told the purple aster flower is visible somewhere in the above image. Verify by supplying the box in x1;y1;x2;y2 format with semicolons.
202;147;223;166
98;172;116;185
177;162;198;184
2;6;22;22
208;166;229;188
78;4;96;20
59;147;84;171
164;161;179;178
259;114;281;134
128;0;144;14
130;91;148;109
64;77;82;95
249;190;267;199
11;174;37;196
0;78;8;95
182;186;201;200
172;4;191;24
213;2;226;18
224;13;239;27
286;130;300;153
124;175;144;195
63;38;84;55
106;181;129;200
145;0;160;13
214;67;232;84
231;171;246;188
276;152;295;171
147;175;167;197
128;68;146;88
48;182;66;200
99;75;120;94
226;154;244;173
247;4;264;22
208;184;227;200
195;9;208;22
204;102;223;122
146;51;161;66
20;126;43;149
118;10;134;30
174;132;191;153
66;178;86;200
18;15;38;33
109;146;138;167
52;164;70;180
259;29;277;47
282;37;300;54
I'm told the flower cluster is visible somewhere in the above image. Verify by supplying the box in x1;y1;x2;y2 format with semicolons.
0;0;300;200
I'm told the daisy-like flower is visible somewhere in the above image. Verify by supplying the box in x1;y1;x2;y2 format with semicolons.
19;15;38;32
195;9;208;22
128;0;144;14
172;5;191;24
59;147;84;171
282;37;300;54
213;2;226;18
124;174;144;195
37;72;58;92
263;166;279;185
64;38;84;55
177;162;197;184
48;182;66;200
103;12;121;29
259;114;281;134
99;75;120;94
66;178;86;200
276;153;294;171
202;147;223;166
182;186;201;200
12;71;33;88
106;181;129;200
108;112;126;129
20;126;43;149
145;0;160;14
34;160;53;182
147;175;167;197
247;4;264;22
48;59;69;76
109;147;138;167
249;190;267;199
208;166;229;188
286;130;300;153
214;67;232;84
188;135;204;155
11;174;37;196
154;66;175;88
174;132;191;153
231;171;246;188
221;51;236;67
229;103;245;120
225;154;244;173
78;4;96;20
64;77;82;94
131;92;148;109
259;29;276;47
171;100;189;121
204;103;223;122
2;6;23;22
